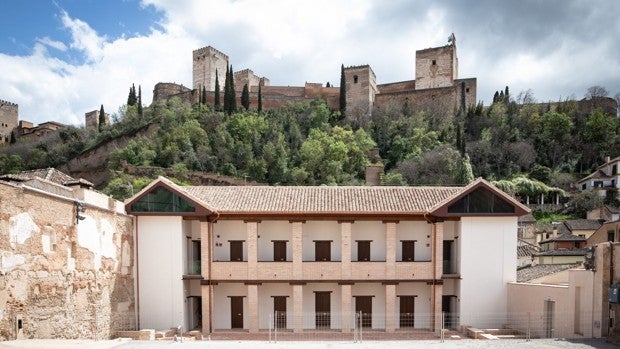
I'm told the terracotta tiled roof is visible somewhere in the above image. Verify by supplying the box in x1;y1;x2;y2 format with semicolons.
180;185;464;214
517;244;539;257
0;168;76;185
535;248;587;256
517;263;581;282
564;219;603;231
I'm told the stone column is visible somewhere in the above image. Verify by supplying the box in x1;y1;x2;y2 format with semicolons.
432;283;443;334
340;283;352;332
292;284;304;333
247;284;259;333
247;221;258;280
200;221;210;279
385;283;396;333
291;221;303;279
340;222;352;279
201;284;211;334
433;221;444;279
385;222;397;279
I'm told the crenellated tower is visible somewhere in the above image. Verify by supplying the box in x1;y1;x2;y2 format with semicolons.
0;99;18;144
193;46;229;92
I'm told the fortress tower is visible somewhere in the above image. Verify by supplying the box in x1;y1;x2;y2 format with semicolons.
415;42;458;90
193;46;229;91
0;100;18;144
343;65;377;116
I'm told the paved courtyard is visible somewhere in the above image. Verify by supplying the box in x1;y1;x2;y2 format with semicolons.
1;339;617;349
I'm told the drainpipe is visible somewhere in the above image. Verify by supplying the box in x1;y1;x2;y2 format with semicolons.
135;218;141;329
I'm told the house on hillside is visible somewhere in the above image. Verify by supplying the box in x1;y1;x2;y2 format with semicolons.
588;220;620;245
125;177;529;335
577;156;620;201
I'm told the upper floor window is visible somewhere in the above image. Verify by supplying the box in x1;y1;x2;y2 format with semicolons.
356;240;370;261
447;187;514;214
582;183;587;190
273;240;287;261
314;240;331;261
130;186;196;213
353;75;359;84
613;164;618;175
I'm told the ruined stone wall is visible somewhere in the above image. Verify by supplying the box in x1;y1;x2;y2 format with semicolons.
0;100;18;144
0;182;135;340
415;45;457;90
192;46;229;91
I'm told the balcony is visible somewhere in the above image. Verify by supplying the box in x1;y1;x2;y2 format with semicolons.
303;262;341;279
211;262;248;280
395;261;433;279
256;261;293;280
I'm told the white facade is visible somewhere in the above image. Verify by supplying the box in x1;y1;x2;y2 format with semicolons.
459;216;517;328
137;216;186;330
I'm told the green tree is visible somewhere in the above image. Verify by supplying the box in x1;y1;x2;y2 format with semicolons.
137;85;143;115
223;65;231;113
98;104;106;132
241;84;250;110
339;64;346;117
201;86;207;105
127;84;137;106
214;69;221;111
538;111;573;168
455;154;474;185
567;189;604;218
584;108;617;161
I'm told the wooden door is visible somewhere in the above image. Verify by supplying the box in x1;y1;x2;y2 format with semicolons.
315;241;331;261
230;296;243;329
357;241;370;261
230;241;243;261
273;241;287;261
355;296;372;328
315;292;331;328
402;241;415;261
399;296;415;328
273;296;287;329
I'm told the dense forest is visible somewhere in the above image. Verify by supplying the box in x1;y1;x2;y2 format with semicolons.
0;86;618;210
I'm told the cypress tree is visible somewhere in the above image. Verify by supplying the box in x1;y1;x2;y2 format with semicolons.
137;85;143;115
127;84;137;106
229;65;236;113
258;83;262;113
214;69;221;111
326;82;330;88
241;84;250;110
202;86;207;105
224;65;231;114
9;131;16;144
504;86;510;103
339;64;346;116
98;104;106;132
493;91;499;103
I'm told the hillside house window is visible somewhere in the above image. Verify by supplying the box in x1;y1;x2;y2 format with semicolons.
594;181;603;188
582;183;587;190
613;164;617;175
608;230;615;242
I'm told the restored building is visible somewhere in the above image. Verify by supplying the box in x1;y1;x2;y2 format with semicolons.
125;177;528;335
577;156;620;201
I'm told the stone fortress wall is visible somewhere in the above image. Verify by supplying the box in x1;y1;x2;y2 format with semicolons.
153;37;478;116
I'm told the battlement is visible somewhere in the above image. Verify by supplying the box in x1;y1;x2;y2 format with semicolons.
234;68;255;76
193;46;229;60
0;99;18;107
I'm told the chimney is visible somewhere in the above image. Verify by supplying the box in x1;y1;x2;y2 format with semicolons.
365;164;384;186
606;156;611;164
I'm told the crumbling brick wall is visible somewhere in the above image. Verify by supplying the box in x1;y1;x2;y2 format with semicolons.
0;182;135;340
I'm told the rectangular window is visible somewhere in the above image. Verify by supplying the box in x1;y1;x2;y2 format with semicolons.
315;292;331;328
315;241;331;261
608;230;615;242
273;240;287;261
357;240;371;261
402;240;416;261
229;241;243;261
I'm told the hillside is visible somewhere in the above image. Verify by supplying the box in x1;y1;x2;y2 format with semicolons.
0;90;618;204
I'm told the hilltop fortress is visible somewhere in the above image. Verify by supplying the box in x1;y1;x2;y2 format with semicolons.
153;36;478;115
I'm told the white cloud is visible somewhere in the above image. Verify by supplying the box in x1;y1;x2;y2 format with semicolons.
0;0;618;127
36;37;67;52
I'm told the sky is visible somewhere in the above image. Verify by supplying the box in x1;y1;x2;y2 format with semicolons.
0;0;619;126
